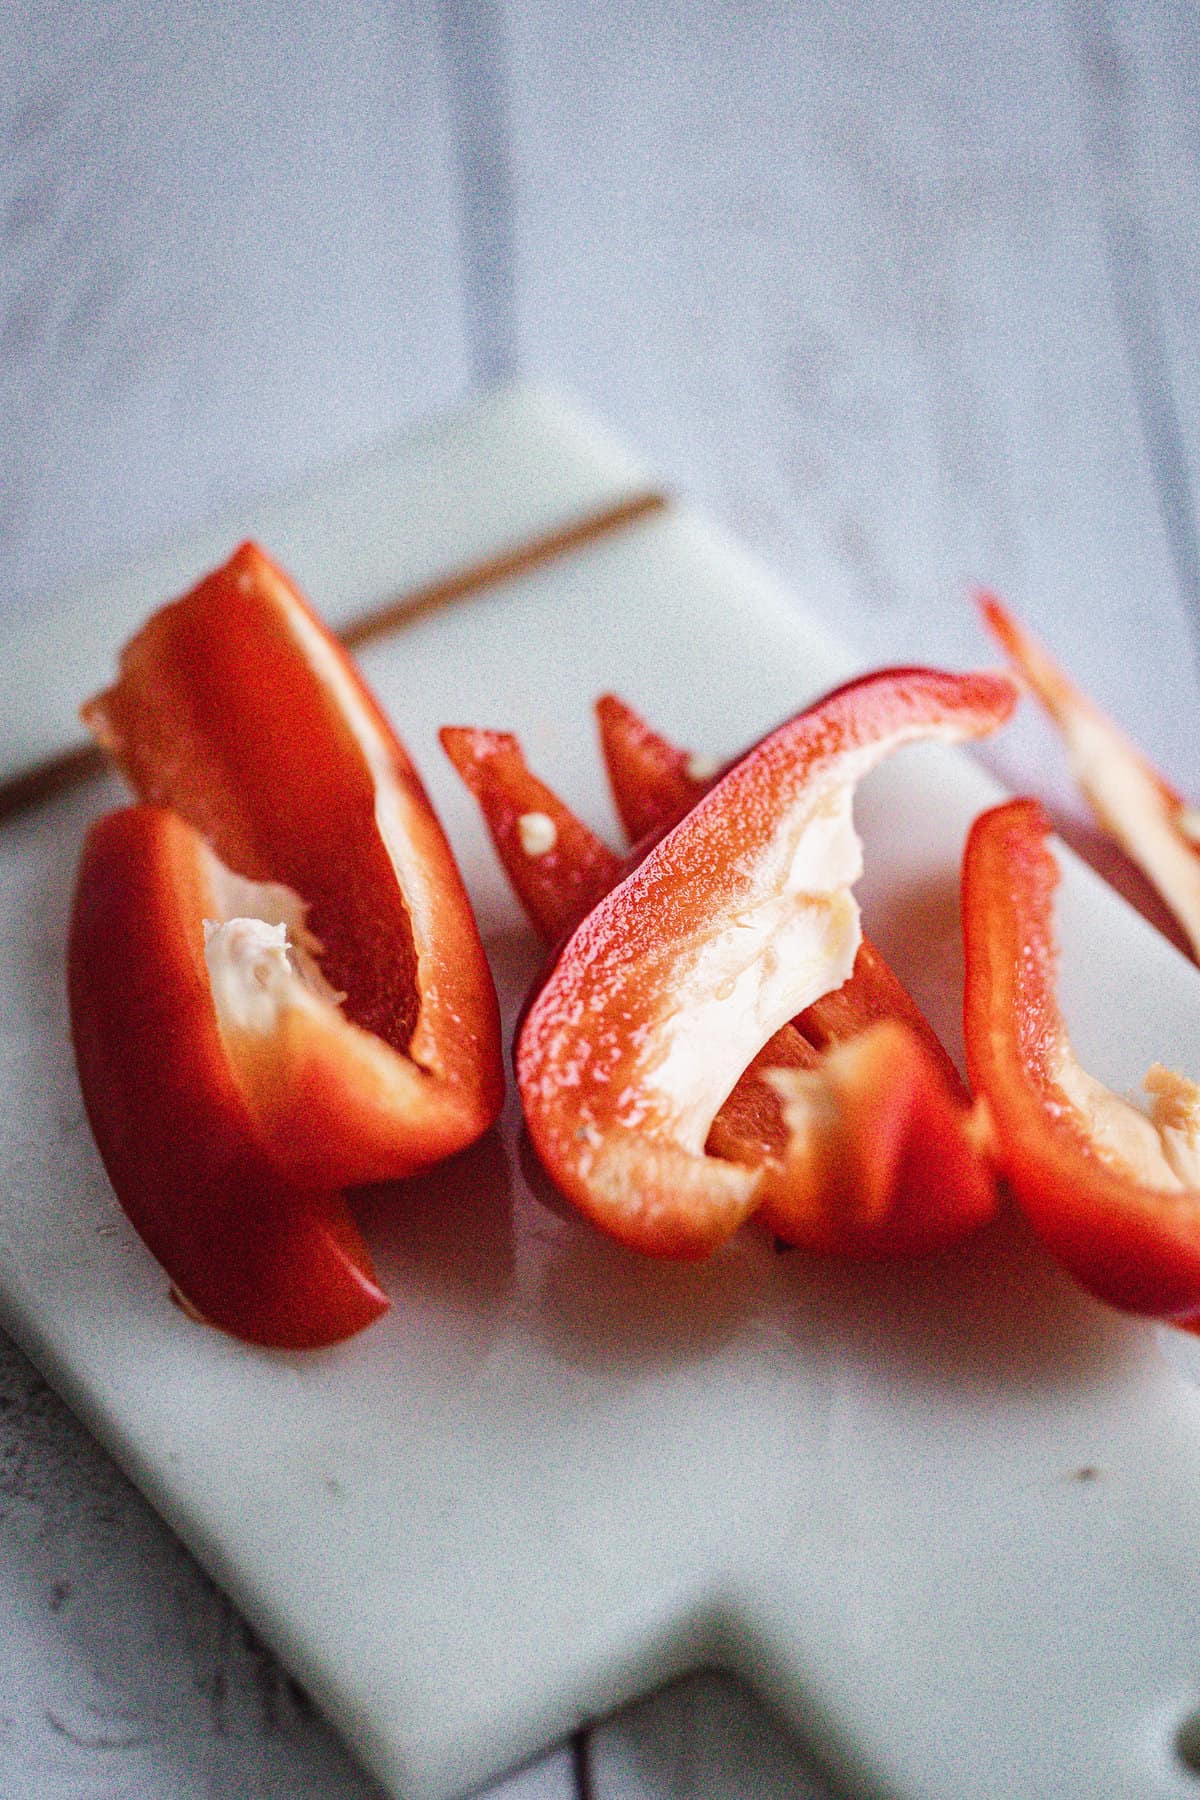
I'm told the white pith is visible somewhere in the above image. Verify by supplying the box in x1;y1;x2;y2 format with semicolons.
685;752;721;782
1051;1040;1200;1192
203;857;343;1036
1062;705;1200;960
643;772;866;1154
518;812;558;857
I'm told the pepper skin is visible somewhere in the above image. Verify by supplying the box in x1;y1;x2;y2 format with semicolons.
516;668;1015;1258
82;542;504;1190
445;690;999;1255
979;592;1200;961
754;1020;997;1256
962;796;1200;1323
594;692;969;1096
594;692;715;844
69;808;389;1348
440;726;622;943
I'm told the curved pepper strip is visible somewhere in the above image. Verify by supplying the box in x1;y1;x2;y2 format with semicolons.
962;797;1200;1323
979;593;1200;961
594;692;968;1098
516;668;1014;1259
81;542;504;1190
70;808;389;1348
440;722;823;1182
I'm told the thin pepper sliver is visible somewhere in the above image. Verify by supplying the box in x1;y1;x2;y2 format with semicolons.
440;726;622;944
594;691;715;844
979;592;1200;962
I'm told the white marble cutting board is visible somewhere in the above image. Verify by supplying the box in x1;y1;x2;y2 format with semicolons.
3;388;1200;1800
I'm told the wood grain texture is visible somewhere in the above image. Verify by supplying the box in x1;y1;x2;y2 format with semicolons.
1097;0;1200;644
0;1327;583;1800
0;1311;575;1800
505;0;1200;808
585;1675;833;1800
1;0;469;617
0;1342;392;1799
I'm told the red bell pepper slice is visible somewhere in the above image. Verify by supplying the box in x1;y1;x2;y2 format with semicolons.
69;807;388;1348
460;688;969;1099
751;1021;999;1255
594;692;716;844
594;692;968;1097
979;592;1200;960
440;726;622;943
81;542;504;1190
516;668;1014;1259
962;796;1200;1323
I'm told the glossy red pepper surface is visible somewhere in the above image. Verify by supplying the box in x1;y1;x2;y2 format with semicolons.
70;542;504;1344
593;692;969;1097
70;807;389;1348
442;701;976;1244
962;796;1200;1323
82;541;503;1187
594;692;715;844
440;726;622;943
514;668;1014;1258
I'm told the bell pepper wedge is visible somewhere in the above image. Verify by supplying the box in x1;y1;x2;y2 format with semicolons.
962;796;1200;1323
81;541;504;1190
69;807;389;1348
752;1020;1000;1255
979;592;1200;961
594;691;968;1098
439;726;622;943
594;692;719;844
693;1012;992;1257
515;667;1015;1259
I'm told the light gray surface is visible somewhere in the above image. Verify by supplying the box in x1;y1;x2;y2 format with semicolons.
4;3;1200;1797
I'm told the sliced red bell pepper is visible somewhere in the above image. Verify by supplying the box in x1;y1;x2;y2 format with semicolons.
444;692;998;1254
594;691;968;1098
594;692;716;844
439;719;835;1172
753;1020;998;1255
962;796;1200;1323
439;726;622;943
69;807;388;1348
81;541;504;1190
979;592;1200;960
517;668;1014;1258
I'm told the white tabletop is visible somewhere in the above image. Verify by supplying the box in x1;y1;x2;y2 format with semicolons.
4;4;1200;1796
